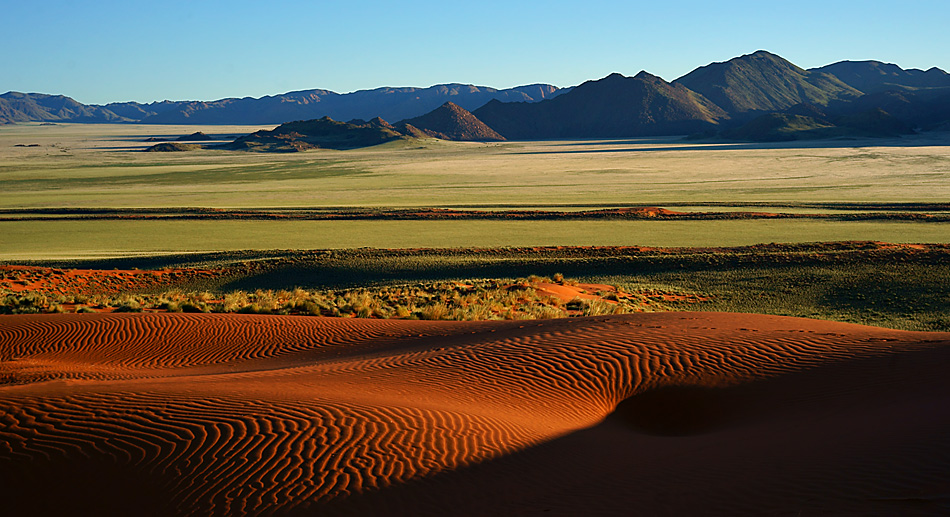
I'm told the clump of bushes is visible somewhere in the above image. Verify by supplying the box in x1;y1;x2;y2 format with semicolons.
1;275;696;321
0;293;50;314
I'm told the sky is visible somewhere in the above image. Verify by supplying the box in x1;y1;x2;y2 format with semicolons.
3;0;950;105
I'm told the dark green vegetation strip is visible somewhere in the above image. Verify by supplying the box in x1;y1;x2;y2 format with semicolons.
5;242;949;332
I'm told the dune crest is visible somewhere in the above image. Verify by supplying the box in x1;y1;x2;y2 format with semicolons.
1;312;949;515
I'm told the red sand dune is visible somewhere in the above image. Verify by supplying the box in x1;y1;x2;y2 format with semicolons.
1;312;949;516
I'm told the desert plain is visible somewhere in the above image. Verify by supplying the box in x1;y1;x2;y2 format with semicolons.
2;123;950;515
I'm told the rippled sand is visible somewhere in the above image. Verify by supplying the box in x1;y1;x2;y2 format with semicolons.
2;312;949;515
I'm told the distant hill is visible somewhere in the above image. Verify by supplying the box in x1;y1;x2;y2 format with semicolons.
0;92;129;124
474;71;728;139
783;102;832;123
220;117;408;152
0;84;568;126
395;102;504;141
835;107;915;136
220;101;511;152
722;113;835;142
722;108;914;142
674;50;862;116
4;50;950;142
175;131;213;141
830;88;950;130
0;98;19;125
144;142;204;152
103;100;187;120
138;84;569;125
811;61;950;93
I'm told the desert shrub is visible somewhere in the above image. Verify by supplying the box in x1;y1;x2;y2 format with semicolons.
221;291;249;312
238;304;264;314
463;303;494;320
193;292;215;303
114;301;143;313
287;288;311;306
112;294;145;313
0;294;46;314
583;300;624;316
251;290;278;313
419;302;450;320
179;302;208;313
565;298;586;311
161;301;182;312
297;300;323;316
929;316;950;331
527;305;567;319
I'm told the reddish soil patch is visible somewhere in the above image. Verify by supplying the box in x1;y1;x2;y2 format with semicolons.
533;282;614;302
0;265;227;296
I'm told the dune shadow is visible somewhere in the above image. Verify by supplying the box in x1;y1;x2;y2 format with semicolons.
316;343;950;516
607;385;743;436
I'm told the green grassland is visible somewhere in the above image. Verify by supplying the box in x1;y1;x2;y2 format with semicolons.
1;219;948;260
1;123;949;259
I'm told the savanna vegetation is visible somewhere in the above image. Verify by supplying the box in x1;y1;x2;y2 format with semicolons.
4;243;949;331
1;125;947;331
0;275;699;320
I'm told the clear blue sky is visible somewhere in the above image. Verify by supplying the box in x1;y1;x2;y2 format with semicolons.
3;0;949;104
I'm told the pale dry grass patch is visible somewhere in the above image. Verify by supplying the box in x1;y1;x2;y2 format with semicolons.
3;124;950;211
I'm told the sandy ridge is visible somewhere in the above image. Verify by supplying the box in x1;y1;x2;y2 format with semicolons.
1;312;949;515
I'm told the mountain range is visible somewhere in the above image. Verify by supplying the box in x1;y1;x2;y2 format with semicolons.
473;71;728;139
476;51;950;141
674;51;863;116
5;51;950;142
0;84;567;126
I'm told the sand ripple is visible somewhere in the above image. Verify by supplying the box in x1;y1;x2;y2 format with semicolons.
1;312;949;515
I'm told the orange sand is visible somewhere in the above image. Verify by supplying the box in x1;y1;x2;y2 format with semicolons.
1;312;949;515
0;265;226;296
533;281;614;301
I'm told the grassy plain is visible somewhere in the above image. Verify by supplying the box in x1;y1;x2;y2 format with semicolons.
1;123;948;330
1;219;948;260
2;123;950;209
1;123;949;258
